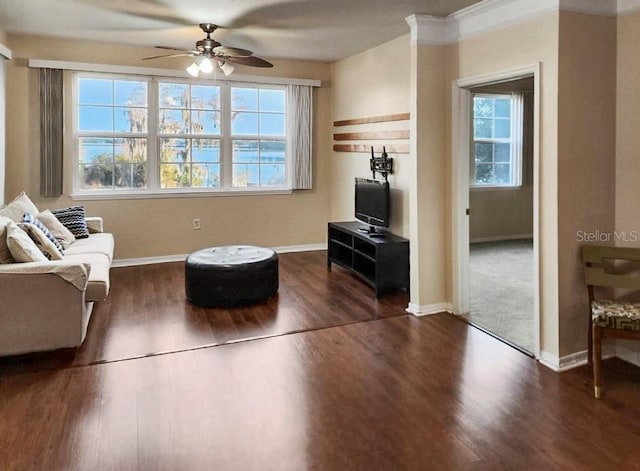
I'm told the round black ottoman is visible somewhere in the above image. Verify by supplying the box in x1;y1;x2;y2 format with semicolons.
185;245;279;307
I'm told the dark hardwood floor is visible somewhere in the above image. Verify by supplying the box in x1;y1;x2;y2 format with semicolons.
1;251;640;470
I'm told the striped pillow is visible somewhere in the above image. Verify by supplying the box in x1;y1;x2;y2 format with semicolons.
22;213;64;254
51;206;90;239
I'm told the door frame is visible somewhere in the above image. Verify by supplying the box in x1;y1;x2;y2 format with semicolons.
451;64;541;358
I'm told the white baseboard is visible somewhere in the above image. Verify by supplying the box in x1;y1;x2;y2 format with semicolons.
112;243;327;268
406;302;454;316
470;234;533;244
539;345;617;372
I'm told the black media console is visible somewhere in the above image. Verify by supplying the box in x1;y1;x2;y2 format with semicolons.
327;221;409;297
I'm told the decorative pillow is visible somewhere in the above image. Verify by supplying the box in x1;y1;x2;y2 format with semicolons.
22;213;65;254
36;209;76;249
51;206;90;239
17;222;64;260
6;222;48;263
0;192;40;223
0;216;15;264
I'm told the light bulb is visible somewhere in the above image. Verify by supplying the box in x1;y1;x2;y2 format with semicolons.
186;62;200;77
219;61;235;76
199;58;214;74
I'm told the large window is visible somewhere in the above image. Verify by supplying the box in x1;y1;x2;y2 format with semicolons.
74;74;289;195
471;93;523;188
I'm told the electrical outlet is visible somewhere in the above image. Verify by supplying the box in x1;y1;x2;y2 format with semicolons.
193;218;201;230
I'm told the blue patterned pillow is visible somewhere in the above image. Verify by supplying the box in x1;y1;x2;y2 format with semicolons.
51;206;90;239
22;213;64;254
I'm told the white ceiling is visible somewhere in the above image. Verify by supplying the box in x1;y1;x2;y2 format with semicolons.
0;0;484;62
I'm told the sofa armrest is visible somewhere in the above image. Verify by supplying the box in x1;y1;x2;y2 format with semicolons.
0;260;90;292
85;216;104;233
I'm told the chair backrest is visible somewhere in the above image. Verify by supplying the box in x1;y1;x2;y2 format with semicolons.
582;245;640;291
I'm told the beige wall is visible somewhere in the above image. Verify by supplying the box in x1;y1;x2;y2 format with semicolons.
329;35;411;238
5;34;332;260
448;12;561;357
557;12;617;356
615;10;640;364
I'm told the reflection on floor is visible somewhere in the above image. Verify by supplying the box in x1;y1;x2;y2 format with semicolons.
462;239;534;354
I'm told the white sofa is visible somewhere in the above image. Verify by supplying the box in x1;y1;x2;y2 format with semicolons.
0;216;114;356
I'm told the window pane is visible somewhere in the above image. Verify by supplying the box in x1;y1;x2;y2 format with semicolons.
192;164;220;188
160;164;191;188
232;88;259;111
115;163;147;189
473;97;493;118
233;140;259;163
232;112;259;135
474;118;492;139
233;163;259;187
259;113;285;136
191;85;220;110
159;83;189;108
160;138;189;163
79;79;112;105
80;164;113;189
495;143;510;162
475;163;493;184
474;142;493;163
79;137;113;163
115;81;147;106
115;138;147;163
191;110;220;134
260;140;286;162
159;109;189;134
260;89;285;112
494;118;510;139
79;105;113;132
115;107;147;133
495;164;511;184
192;139;220;163
260;164;286;186
494;98;511;118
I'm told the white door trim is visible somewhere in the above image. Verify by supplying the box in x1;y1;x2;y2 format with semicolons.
451;63;541;359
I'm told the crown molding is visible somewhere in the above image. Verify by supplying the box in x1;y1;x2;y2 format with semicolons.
406;0;631;47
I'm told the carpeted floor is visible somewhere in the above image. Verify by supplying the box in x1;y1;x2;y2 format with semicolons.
461;239;535;353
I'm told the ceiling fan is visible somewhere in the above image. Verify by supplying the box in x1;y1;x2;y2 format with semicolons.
143;23;273;77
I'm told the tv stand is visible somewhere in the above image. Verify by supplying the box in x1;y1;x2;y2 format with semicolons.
327;221;409;297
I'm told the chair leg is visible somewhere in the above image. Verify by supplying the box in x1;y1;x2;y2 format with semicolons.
587;313;593;367
593;325;602;399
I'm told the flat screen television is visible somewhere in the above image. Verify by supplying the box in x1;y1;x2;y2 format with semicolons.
355;177;390;234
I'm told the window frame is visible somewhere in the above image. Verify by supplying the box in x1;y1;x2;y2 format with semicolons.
470;93;523;190
71;72;292;199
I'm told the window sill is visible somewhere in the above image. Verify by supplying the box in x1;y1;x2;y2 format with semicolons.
70;188;294;201
470;185;524;192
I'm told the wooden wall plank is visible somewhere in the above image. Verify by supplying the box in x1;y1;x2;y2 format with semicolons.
333;113;410;126
333;130;410;141
333;144;410;154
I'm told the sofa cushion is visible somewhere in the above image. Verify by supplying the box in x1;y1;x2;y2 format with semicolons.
18;222;64;260
22;213;65;254
63;253;111;301
51;206;90;239
6;222;49;263
64;233;115;263
34;210;76;249
0;192;40;222
0;216;15;264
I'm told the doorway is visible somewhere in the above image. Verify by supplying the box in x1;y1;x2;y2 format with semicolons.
451;67;540;358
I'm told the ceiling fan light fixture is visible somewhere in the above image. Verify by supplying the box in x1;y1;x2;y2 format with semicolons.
199;57;214;74
218;60;235;76
186;62;200;77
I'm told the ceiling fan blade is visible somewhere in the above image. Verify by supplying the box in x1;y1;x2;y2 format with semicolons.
143;52;194;60
213;46;253;57
224;56;274;68
154;46;190;51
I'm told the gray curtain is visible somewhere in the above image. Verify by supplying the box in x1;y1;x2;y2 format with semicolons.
40;68;63;197
287;84;312;190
